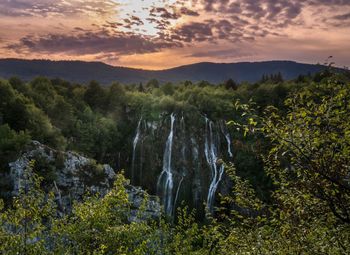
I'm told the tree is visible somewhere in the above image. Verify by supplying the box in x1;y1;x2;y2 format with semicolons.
224;78;238;90
106;82;126;114
0;124;30;171
224;75;350;254
235;74;350;223
8;77;28;95
275;72;284;83
0;161;56;254
138;82;145;93
263;78;350;223
260;74;268;83
161;82;175;95
29;77;57;113
146;79;160;89
84;80;106;111
184;80;192;87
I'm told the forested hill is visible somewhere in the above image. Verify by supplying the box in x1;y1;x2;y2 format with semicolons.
0;58;326;85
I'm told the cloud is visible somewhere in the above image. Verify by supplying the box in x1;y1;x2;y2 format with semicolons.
169;21;213;43
0;0;118;17
1;0;350;69
150;7;181;19
186;48;256;59
332;12;350;20
6;29;183;56
149;5;199;19
179;7;200;16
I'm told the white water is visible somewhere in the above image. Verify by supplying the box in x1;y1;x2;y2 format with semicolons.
157;113;176;216
191;137;201;206
173;175;184;216
221;121;233;158
205;118;225;213
172;116;187;215
180;116;186;170
131;117;142;183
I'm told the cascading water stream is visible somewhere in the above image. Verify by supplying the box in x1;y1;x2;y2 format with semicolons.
220;121;233;158
131;114;232;217
138;120;146;186
205;118;225;213
173;175;184;217
157;113;176;216
172;116;187;215
131;117;142;183
191;137;201;207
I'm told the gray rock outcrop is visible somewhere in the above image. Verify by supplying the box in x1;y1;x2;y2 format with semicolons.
8;141;160;220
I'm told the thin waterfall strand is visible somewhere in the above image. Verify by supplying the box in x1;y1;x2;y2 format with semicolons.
205;118;225;213
131;117;142;183
221;121;233;158
157;113;176;216
173;176;184;216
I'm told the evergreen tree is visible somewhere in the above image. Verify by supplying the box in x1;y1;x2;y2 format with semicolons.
84;80;106;111
224;78;238;90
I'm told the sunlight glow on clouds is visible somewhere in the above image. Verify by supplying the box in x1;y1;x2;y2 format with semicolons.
0;0;349;69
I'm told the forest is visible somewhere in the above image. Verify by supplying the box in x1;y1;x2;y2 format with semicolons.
0;68;350;254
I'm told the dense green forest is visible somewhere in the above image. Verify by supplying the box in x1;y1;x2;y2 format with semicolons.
1;69;350;254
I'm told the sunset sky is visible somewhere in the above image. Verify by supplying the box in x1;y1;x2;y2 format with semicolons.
0;0;349;69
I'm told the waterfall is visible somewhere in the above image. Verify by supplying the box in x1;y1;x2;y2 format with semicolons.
191;137;201;207
139;120;146;186
157;113;176;216
131;117;142;183
204;118;225;213
173;175;184;216
131;114;232;217
220;121;233;158
180;116;187;179
172;116;187;215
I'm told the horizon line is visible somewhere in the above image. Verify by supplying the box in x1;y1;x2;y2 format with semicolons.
0;57;329;72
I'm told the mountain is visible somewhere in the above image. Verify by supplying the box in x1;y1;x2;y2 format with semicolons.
0;58;327;84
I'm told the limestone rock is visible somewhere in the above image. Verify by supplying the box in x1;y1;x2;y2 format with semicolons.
8;141;160;221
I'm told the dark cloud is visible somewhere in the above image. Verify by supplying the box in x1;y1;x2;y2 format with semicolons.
145;0;306;47
121;15;145;28
164;0;346;46
332;12;350;20
306;0;350;5
163;16;262;44
145;4;199;32
2;0;350;64
179;7;200;16
6;30;183;56
147;17;171;30
0;0;118;17
150;7;181;19
130;16;144;26
195;0;350;30
186;48;255;59
169;21;213;43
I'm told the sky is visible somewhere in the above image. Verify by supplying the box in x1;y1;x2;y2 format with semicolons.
0;0;349;70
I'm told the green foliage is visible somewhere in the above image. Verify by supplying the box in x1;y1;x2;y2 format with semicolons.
0;124;30;171
0;125;30;200
224;78;238;90
84;80;107;111
0;161;57;254
263;77;350;224
1;73;350;254
225;74;350;254
0;79;65;149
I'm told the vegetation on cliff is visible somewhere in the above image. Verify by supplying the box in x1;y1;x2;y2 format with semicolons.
0;69;350;254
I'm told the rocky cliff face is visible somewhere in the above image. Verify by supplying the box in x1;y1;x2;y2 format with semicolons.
8;141;160;220
129;113;234;218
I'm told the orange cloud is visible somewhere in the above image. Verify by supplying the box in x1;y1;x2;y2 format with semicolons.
0;0;349;69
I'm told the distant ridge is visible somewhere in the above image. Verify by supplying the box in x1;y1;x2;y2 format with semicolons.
0;58;327;85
